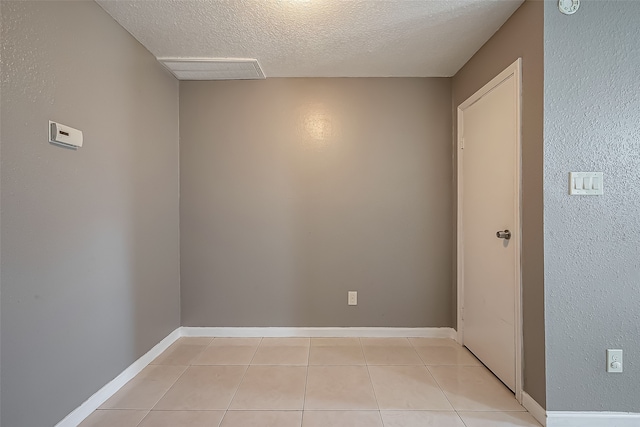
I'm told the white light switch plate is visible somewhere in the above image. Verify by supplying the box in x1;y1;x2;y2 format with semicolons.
569;172;603;195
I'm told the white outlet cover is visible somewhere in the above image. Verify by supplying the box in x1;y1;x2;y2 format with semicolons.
607;349;623;373
348;291;357;306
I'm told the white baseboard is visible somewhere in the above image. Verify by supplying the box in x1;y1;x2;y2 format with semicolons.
54;328;182;427
180;326;457;339
546;412;640;427
522;391;546;426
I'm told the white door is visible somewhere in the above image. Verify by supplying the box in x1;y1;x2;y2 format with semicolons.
458;60;521;394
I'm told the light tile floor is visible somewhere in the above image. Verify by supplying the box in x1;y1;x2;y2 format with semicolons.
80;337;541;427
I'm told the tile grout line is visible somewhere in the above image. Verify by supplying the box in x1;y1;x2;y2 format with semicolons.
132;341;207;425
216;336;231;427
300;340;311;427
408;338;462;417
356;337;389;426
457;411;473;427
423;363;528;426
420;349;470;427
131;365;191;420
356;337;386;426
247;337;263;366
132;410;150;427
220;337;264;422
361;337;384;424
408;338;430;366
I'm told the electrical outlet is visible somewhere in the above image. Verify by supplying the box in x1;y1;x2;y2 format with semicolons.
348;291;357;306
607;349;623;373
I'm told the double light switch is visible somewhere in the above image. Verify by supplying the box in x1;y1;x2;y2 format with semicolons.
569;172;604;195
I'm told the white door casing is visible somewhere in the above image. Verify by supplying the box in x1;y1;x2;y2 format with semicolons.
456;59;522;400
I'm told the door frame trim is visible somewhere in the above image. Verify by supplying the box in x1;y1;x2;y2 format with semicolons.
456;58;523;402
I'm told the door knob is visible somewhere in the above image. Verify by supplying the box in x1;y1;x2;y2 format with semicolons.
496;229;512;240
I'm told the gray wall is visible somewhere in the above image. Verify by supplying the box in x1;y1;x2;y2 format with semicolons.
0;1;3;422
0;2;180;425
0;2;3;422
544;0;640;412
452;0;545;407
180;78;453;327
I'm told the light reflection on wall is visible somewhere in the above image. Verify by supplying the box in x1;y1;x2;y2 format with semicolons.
298;103;340;150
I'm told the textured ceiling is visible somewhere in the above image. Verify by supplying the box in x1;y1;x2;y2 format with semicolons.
96;0;523;78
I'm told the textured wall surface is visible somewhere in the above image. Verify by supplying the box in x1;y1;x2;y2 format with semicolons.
96;0;522;77
180;78;453;328
544;0;640;412
0;2;3;422
452;0;545;406
0;2;180;425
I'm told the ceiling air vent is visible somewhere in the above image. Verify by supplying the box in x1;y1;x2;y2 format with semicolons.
158;58;266;80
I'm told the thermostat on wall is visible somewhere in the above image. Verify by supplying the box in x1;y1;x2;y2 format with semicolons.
49;121;83;149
